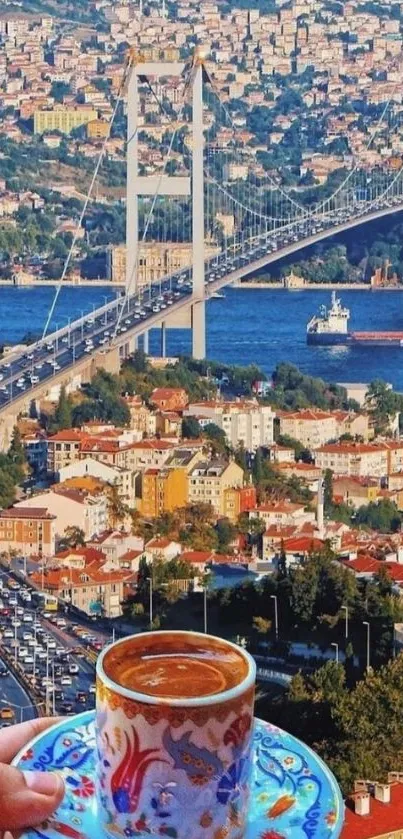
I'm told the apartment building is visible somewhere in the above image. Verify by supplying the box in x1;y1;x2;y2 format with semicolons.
33;106;98;135
0;507;56;557
277;409;371;448
188;459;244;516
58;456;136;508
31;561;134;618
315;443;389;479
47;430;88;476
150;388;189;412
251;501;316;528
140;467;188;518
16;488;108;540
185;400;274;450
223;485;257;523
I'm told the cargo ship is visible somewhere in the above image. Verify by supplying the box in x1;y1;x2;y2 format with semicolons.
307;292;403;347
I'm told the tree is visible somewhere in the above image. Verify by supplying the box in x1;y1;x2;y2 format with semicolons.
8;427;26;470
253;616;272;634
53;386;73;431
323;469;333;513
355;498;402;533
216;518;236;552
107;483;128;528
59;526;86;549
182;416;201;439
204;423;227;454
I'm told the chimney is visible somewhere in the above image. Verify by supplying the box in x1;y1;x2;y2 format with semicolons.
374;783;391;804
354;780;369;793
388;772;399;783
397;547;403;565
317;477;324;537
354;793;371;816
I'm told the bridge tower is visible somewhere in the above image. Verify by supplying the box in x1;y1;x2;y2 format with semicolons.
126;48;206;359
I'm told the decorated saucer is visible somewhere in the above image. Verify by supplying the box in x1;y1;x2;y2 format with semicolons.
13;711;344;838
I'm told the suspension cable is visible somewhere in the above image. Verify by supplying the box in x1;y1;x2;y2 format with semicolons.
42;55;134;341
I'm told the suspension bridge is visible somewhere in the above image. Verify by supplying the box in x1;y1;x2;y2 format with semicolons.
0;46;403;431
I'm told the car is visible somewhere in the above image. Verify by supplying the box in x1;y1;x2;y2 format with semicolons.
47;640;56;650
69;663;79;675
22;631;33;641
0;664;8;676
55;619;67;629
22;614;33;623
88;683;96;694
76;691;87;704
18;647;29;658
24;655;34;667
60;675;72;686
11;619;21;628
2;629;13;639
0;708;14;720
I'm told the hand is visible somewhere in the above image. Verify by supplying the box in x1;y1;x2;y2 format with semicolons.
0;718;65;836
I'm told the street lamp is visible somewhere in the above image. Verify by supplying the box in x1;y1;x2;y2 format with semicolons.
103;296;109;326
147;576;153;628
270;595;278;640
331;642;339;664
363;621;370;672
341;605;349;639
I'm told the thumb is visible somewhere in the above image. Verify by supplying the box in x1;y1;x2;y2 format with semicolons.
0;764;64;831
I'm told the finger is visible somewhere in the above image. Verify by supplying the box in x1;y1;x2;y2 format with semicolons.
0;763;64;831
0;718;62;764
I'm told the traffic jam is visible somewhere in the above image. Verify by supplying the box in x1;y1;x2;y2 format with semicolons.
0;576;108;723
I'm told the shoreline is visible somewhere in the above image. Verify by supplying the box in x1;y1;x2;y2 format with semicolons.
232;281;403;291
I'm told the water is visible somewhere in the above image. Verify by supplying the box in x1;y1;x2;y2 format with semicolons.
2;285;403;390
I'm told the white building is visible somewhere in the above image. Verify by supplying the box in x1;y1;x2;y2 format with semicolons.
58;457;136;508
185;400;274;451
16;489;108;541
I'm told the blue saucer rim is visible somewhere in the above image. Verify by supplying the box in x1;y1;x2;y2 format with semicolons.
12;709;345;836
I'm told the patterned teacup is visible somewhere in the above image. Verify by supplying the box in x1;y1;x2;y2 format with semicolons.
96;630;256;839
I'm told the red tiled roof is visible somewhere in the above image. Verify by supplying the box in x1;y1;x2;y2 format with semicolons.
55;547;105;563
180;550;215;564
0;507;55;520
341;784;403;838
146;538;176;549
130;439;175;450
283;536;325;552
48;430;88;443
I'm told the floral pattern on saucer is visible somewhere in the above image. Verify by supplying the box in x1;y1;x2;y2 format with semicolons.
13;711;344;839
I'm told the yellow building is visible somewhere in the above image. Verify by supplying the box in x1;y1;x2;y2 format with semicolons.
87;118;109;140
188;460;244;517
34;106;98;135
141;467;188;518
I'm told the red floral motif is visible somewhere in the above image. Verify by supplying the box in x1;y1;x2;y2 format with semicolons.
259;832;286;839
21;748;34;761
72;776;95;799
326;810;337;825
97;681;254;728
224;713;252;749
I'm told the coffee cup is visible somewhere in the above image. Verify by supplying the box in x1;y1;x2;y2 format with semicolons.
96;630;256;838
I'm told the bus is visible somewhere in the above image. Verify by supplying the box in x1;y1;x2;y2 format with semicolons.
32;592;58;612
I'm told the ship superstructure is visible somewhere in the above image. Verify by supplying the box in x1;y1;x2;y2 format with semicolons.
306;291;350;345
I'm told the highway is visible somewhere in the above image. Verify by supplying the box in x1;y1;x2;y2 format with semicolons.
0;193;403;411
0;568;109;722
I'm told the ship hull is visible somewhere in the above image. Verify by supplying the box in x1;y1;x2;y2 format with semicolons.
307;332;349;345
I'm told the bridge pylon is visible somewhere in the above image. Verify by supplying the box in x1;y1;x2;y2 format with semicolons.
126;48;206;359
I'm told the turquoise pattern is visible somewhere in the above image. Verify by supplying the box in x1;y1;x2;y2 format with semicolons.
13;711;344;839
